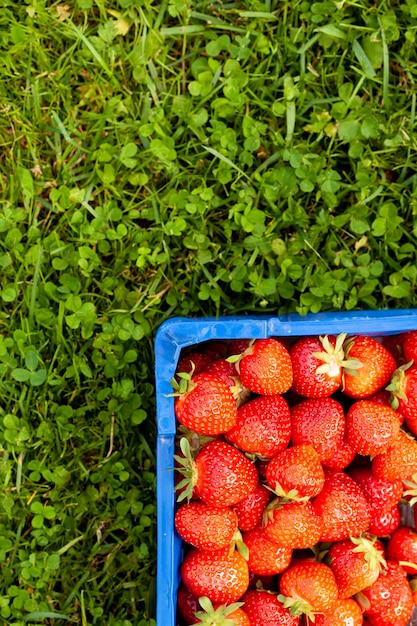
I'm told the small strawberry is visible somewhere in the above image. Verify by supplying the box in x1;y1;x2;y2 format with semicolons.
386;526;417;575
289;334;351;398
181;547;249;605
348;463;403;515
290;398;345;466
265;444;325;499
357;561;414;626
192;596;250;626
176;351;213;380
382;332;408;366
372;429;417;482
174;372;238;436
312;470;371;542
232;483;271;532
342;334;397;398
263;500;323;549
174;501;239;551
242;524;293;576
278;561;339;619
328;535;387;598
175;438;258;506
242;589;300;626
367;503;401;536
346;399;401;456
224;394;291;459
313;598;363;626
236;338;293;395
177;583;200;625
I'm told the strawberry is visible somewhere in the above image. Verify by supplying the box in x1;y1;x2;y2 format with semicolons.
265;444;325;499
372;429;417;482
328;535;387;598
176;351;213;380
202;357;250;407
342;334;397;398
290;398;345;466
177;583;200;625
224;394;291;459
402;329;417;363
175;438;258;506
181;547;249;605
387;363;417;434
312;470;371;542
358;561;414;626
242;524;293;576
289;334;346;398
322;437;356;470
242;589;300;626
346;399;401;456
263;500;323;549
368;503;401;536
382;332;408;366
348;463;403;515
232;482;271;532
313;598;363;626
386;526;417;574
174;372;238;436
236;338;293;395
174;501;238;551
192;596;250;626
278;561;339;619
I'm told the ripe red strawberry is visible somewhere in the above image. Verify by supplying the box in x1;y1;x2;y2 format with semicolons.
386;526;417;574
278;561;339;619
358;561;414;626
177;583;200;625
264;500;323;549
237;338;293;395
328;535;387;598
224;394;291;458
175;438;258;506
175;351;213;380
348;463;403;515
242;524;293;576
372;429;417;482
313;598;363;626
402;329;417;363
174;372;238;436
387;363;417;434
312;470;371;542
242;589;300;626
232;482;271;531
290;398;345;466
322;437;356;470
368;503;401;536
346;399;401;456
342;334;397;398
192;596;250;626
202;357;250;407
289;334;346;398
181;547;249;605
265;444;325;499
382;332;408;366
174;501;238;551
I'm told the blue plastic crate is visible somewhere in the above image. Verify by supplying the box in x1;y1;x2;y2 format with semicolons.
155;309;417;626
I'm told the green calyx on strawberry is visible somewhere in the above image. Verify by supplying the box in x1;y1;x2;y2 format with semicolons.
192;595;246;625
386;360;415;409
175;437;198;503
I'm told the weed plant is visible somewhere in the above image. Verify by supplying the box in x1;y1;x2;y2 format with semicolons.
0;0;417;623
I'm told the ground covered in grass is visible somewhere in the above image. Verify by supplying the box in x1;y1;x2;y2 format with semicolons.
1;0;417;623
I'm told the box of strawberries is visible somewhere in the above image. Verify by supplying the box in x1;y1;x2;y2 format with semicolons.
155;309;417;626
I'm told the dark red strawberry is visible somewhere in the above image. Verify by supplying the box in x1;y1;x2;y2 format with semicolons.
328;535;387;598
265;444;325;499
386;526;417;574
382;333;408;366
181;547;249;605
242;524;293;576
368;503;401;536
290;398;345;466
342;335;397;398
174;372;237;436
312;470;371;542
174;501;238;551
346;399;401;456
175;351;213;380
237;338;293;395
289;334;346;398
348;463;403;515
232;482;271;532
242;589;300;626
402;330;417;363
177;583;200;625
175;438;258;506
224;394;291;459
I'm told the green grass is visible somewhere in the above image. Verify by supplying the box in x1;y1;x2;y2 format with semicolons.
0;0;417;623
